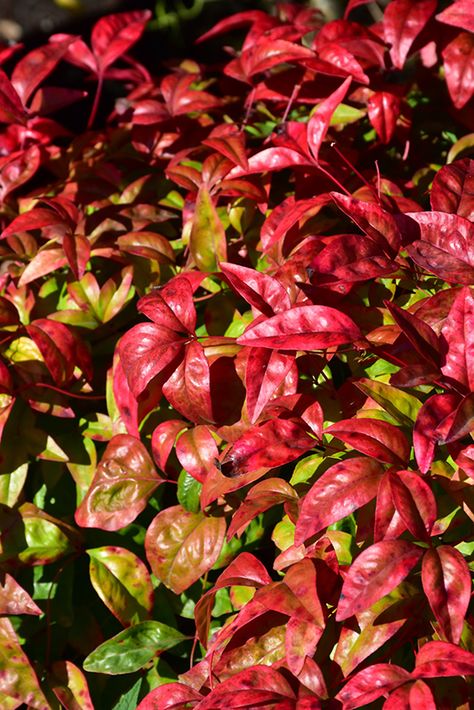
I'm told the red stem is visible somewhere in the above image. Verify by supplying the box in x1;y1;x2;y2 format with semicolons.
316;162;351;196
87;74;104;129
18;382;105;400
331;142;381;202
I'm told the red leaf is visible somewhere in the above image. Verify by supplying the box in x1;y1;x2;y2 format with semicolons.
444;393;474;444
404;211;474;284
137;683;202;710
0;69;26;124
383;680;436;709
430;159;474;221
12;38;74;105
51;35;97;73
237;304;362;350
196;11;277;44
175;425;219;483
440;286;474;391
111;355;140;438
260;195;330;251
62;233;90;280
0;573;41;615
436;1;474;33
385;300;440;368
310;233;397;283
325;418;410;466
29;86;87;115
344;0;376;19
138;278;196;333
442;32;474;110
413;640;474;678
245;348;295;423
223;418;315;475
384;0;437;69
163;342;213;424
297;656;328;699
1;207;69;241
19;247;68;286
203;129;248;170
337;663;411;708
117;231;175;264
336;540;423;620
151;419;187;472
388;470;437;540
161;73;219;116
0;145;41;201
285;616;323;675
220;261;290;316
197;667;295;708
367;91;401;144
422;545;471;644
295;458;385;544
195;551;272;645
242;40;314;78
118;324;184;398
374;472;406;542
227;478;297;539
307;77;352;163
0;617;50;709
26;319;78;386
413;393;459;472
228;147;312;178
75;435;162;531
316;44;369;84
51;660;94;710
330;192;402;253
91;11;151;73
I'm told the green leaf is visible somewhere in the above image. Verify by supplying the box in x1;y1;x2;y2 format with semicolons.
177;469;202;513
189;186;227;272
290;454;323;485
447;132;474;163
356;378;422;426
88;546;154;626
0;463;28;506
0;503;76;566
328;102;366;126
111;678;142;710
83;621;187;675
272;516;295;552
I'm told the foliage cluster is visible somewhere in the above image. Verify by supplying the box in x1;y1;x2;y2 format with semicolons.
0;1;473;708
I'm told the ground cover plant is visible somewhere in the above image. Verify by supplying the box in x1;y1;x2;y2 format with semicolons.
0;0;473;707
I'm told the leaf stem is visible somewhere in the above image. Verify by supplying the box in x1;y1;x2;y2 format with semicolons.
316;162;351;196
88;74;104;130
18;382;106;400
331;142;381;202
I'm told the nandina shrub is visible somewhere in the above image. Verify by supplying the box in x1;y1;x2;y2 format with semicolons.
0;1;473;708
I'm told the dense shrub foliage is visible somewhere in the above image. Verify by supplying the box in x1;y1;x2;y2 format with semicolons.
0;1;473;708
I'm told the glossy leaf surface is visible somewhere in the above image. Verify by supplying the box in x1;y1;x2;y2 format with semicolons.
88;546;154;626
422;545;471;644
145;506;226;594
83;621;186;674
295;458;384;544
75;435;162;531
237;305;361;350
336;540;423;620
